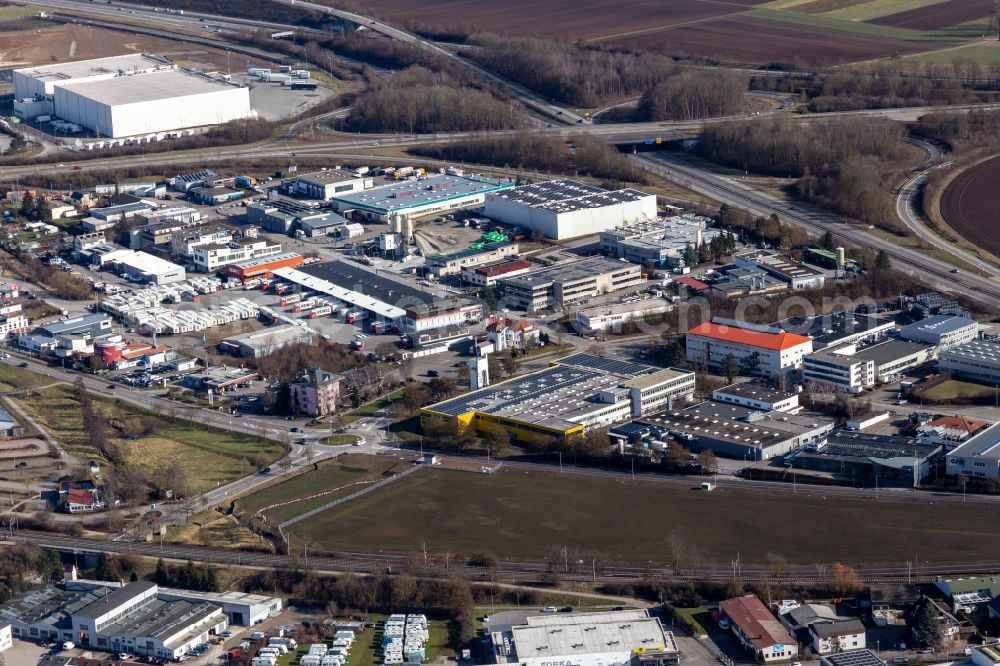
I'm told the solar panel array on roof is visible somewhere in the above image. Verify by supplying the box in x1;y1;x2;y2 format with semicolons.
493;179;652;214
430;366;599;417
557;352;658;378
824;650;888;666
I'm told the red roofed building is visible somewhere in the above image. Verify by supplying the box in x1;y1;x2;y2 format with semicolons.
674;275;710;292
486;317;540;352
686;320;813;378
462;259;534;287
920;415;993;449
719;595;798;663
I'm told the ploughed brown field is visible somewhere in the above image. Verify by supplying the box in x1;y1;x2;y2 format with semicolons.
869;0;994;29
612;15;930;64
363;0;954;64
361;0;769;40
940;156;1000;259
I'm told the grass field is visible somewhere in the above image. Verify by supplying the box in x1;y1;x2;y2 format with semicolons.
235;454;410;524
905;41;1000;63
11;385;282;493
340;387;405;425
922;379;998;402
287;467;1000;565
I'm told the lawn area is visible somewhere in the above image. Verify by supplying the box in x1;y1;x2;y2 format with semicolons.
235;454;411;524
322;434;361;445
11;385;282;493
340;387;405;425
346;617;381;666
674;606;714;637
922;379;997;402
288;467;1000;566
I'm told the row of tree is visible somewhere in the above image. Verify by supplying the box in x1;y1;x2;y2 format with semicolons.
466;33;682;107
343;66;528;133
637;69;748;121
700;118;909;229
411;134;647;184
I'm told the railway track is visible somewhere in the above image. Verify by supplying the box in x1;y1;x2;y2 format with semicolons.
9;530;999;585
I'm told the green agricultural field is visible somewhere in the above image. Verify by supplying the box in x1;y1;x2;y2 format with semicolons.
288;467;1000;566
744;7;978;42
11;385;281;493
905;41;1000;64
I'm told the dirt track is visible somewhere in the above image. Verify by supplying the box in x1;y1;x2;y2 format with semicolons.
939;155;1000;258
0;23;235;70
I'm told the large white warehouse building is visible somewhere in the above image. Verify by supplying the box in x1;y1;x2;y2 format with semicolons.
14;53;173;99
484;178;658;240
13;54;254;138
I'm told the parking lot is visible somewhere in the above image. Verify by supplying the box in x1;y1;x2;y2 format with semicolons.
235;73;334;121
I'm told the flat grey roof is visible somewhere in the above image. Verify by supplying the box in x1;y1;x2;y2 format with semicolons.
330;174;513;213
949;422;1000;462
853;339;932;366
16;54;171;82
425;356;684;431
500;256;637;290
901;314;977;338
490;178;653;214
74;581;156;620
638;401;833;451
61;70;239;106
295;170;361;185
778;313;895;348
941;338;1000;365
805;431;940;460
713;382;796;404
511;614;674;661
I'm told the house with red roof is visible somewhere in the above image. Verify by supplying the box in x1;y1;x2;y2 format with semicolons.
720;595;798;663
686;319;813;378
59;481;104;513
486;318;540;352
919;415;993;450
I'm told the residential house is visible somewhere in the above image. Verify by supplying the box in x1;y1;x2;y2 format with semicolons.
59;481;103;514
486;318;540;353
719;595;798;663
290;367;344;417
913;596;970;643
809;619;866;655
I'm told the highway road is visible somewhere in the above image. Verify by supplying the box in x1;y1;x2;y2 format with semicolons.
632;153;1000;308
894;142;999;277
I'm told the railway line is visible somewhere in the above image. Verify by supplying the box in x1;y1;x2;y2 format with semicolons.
8;530;1000;585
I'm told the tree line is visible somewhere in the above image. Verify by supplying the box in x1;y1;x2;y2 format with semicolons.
637;69;748;121
0;119;275;169
700;117;909;230
342;66;528;133
411;134;648;184
465;33;752;115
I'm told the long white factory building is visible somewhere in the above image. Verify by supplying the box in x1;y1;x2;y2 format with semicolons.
13;54;254;138
484;179;658;240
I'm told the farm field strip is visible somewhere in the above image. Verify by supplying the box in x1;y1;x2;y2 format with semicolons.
868;0;994;29
939;156;1000;260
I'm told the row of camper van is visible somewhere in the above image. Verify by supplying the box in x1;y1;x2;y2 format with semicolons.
250;636;298;665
